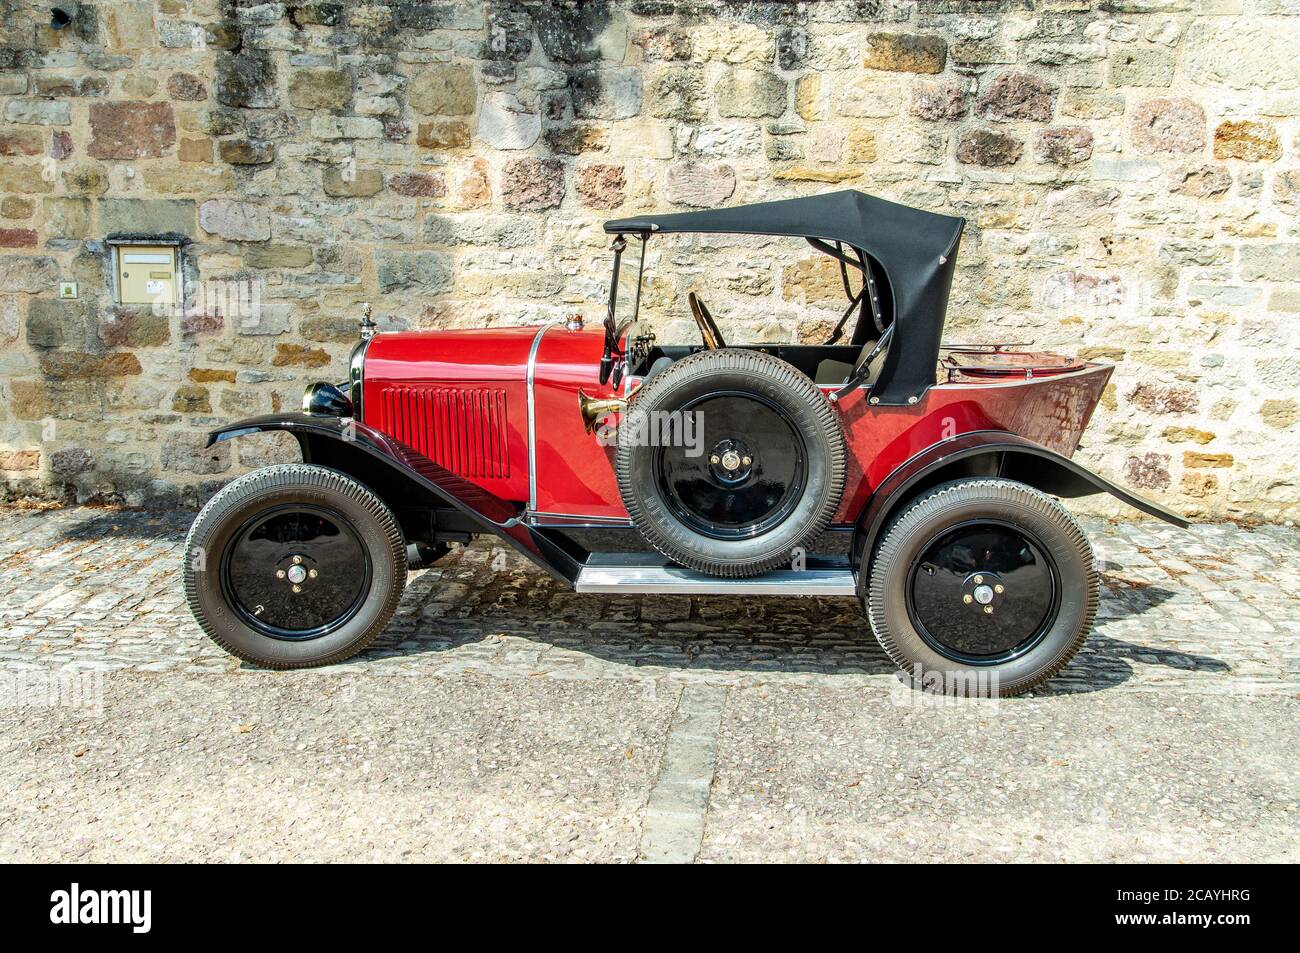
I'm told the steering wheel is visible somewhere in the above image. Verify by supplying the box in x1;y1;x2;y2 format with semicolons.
687;291;726;350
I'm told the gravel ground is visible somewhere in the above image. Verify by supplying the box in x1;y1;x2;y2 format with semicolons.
0;505;1296;862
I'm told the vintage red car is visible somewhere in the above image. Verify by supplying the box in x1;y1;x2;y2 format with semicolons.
186;190;1186;695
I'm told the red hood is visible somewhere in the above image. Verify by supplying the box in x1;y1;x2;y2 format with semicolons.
364;326;544;382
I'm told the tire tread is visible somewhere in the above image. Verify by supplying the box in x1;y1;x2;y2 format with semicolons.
616;348;846;577
182;464;406;669
866;478;1098;696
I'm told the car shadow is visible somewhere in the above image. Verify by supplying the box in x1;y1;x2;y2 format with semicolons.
59;510;194;541
60;511;1224;696
369;561;1229;696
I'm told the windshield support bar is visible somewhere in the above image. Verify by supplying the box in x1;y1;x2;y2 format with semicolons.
600;234;626;385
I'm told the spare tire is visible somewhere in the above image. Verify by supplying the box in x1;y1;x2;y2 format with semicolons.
616;348;846;577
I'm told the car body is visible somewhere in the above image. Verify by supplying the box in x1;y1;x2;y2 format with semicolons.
192;190;1187;694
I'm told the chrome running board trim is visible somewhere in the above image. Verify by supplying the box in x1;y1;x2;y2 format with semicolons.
574;556;856;597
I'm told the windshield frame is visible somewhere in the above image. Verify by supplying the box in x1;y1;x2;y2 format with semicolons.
605;232;646;342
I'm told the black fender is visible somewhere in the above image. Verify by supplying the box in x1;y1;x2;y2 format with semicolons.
850;430;1190;597
208;414;582;585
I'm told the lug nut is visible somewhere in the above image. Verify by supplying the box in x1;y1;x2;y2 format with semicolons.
974;574;983;584
983;606;993;614
309;569;318;579
742;456;752;466
292;584;302;593
710;454;720;464
994;584;1004;594
292;555;303;565
276;569;286;579
963;594;973;604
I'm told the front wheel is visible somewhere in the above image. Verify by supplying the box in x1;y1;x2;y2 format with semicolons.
866;479;1098;697
183;464;406;669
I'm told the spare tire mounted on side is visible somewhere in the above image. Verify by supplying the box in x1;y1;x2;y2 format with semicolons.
615;349;846;577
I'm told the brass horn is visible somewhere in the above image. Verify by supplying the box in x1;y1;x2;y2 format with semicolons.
577;388;627;435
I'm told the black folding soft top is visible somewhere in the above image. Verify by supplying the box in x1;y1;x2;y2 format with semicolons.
605;190;966;406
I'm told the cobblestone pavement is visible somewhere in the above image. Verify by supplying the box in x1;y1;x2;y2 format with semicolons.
1;506;1296;862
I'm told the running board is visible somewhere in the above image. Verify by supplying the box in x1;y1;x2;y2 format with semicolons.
574;553;857;597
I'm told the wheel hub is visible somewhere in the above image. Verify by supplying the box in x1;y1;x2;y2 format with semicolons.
654;390;807;541
705;437;756;486
220;505;369;640
907;521;1058;663
960;572;1007;614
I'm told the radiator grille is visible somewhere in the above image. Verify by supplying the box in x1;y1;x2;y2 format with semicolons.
378;385;511;479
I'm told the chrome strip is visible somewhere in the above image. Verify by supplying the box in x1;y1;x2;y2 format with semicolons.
575;564;857;597
525;324;551;512
348;334;373;420
526;511;634;527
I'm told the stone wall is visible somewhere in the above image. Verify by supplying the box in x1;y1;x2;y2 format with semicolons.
0;0;1297;520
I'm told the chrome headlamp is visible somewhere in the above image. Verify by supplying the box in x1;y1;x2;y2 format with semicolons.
302;381;353;417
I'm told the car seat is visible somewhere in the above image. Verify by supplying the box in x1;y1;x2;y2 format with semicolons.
814;336;889;387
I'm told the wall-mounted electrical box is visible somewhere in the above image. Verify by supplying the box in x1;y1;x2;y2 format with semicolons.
112;243;180;305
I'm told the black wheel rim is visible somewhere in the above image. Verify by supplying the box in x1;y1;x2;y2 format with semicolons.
905;519;1060;665
654;390;806;540
219;504;371;641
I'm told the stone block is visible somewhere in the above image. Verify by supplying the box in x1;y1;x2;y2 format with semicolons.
323;167;384;197
1212;121;1281;162
216;51;278;109
863;33;947;74
1034;127;1093;166
1131;97;1206;153
416;120;470;149
167;73;208;102
289;69;354;110
376;251;453;294
576;164;625;209
958;128;1023;166
89;101;178;158
1110;47;1175;87
663;162;736;207
716;70;787;119
408;65;475;116
976;72;1057;122
501;157;565;211
199;200;271;241
161;432;231;474
0;127;42;155
388;172;447;198
910;79;968;121
476;92;540;149
4;100;71;125
571;68;644;121
219;139;276;164
0;255;59;293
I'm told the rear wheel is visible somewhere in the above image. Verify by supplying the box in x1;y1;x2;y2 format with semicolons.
866;479;1097;697
183;464;406;668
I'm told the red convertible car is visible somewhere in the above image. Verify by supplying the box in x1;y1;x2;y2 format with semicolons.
186;190;1185;695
